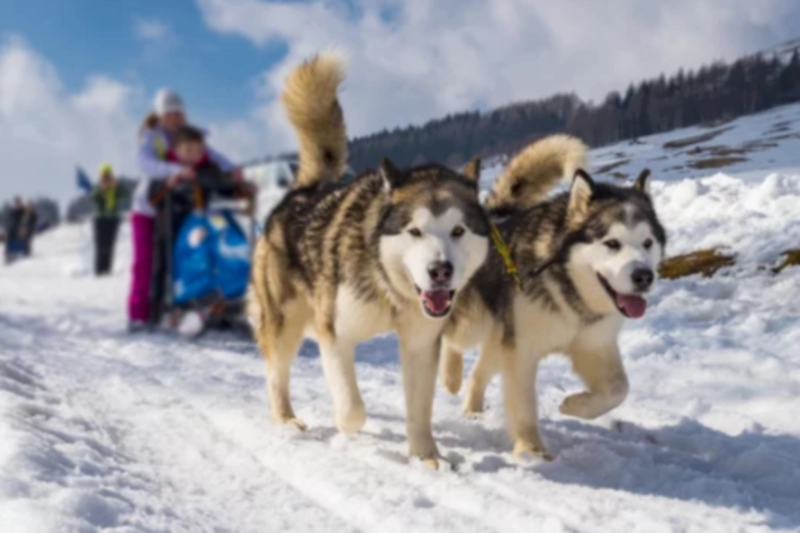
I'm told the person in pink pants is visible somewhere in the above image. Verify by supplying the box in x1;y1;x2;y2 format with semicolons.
127;89;240;332
127;213;155;326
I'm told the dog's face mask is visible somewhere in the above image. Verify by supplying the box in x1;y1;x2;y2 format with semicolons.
377;159;489;318
566;170;666;319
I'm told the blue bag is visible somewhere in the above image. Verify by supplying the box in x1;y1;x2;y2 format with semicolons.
172;211;251;305
208;211;251;299
172;212;215;304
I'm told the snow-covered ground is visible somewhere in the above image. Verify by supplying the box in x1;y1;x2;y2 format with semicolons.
2;104;800;532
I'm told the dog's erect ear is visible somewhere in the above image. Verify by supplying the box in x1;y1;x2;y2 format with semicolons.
568;169;594;222
461;157;481;185
633;168;651;196
379;158;403;191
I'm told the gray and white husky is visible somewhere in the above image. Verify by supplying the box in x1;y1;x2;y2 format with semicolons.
248;54;490;466
441;135;666;459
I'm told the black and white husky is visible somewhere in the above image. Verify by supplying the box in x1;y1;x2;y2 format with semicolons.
248;54;490;466
442;136;666;459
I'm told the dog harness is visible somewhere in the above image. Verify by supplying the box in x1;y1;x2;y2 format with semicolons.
490;221;561;290
489;222;522;290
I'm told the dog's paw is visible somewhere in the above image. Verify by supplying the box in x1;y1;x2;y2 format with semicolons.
423;457;440;470
560;384;627;420
335;402;367;435
462;394;485;417
559;391;594;419
441;372;463;396
275;416;307;431
462;406;484;419
512;440;554;462
408;436;440;467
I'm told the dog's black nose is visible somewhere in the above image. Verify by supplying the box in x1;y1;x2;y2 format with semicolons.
631;268;654;291
428;261;454;284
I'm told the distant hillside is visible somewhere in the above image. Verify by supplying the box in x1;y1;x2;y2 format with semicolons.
346;47;800;172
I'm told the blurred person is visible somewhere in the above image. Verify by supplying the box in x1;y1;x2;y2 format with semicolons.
93;164;126;275
21;201;38;257
127;89;242;332
4;197;26;264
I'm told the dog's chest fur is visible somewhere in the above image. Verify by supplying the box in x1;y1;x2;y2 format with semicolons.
512;279;582;353
511;280;623;356
333;285;395;341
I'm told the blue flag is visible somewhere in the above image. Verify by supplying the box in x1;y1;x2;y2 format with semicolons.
76;166;93;193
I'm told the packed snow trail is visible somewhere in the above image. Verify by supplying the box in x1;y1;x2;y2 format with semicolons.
3;106;800;532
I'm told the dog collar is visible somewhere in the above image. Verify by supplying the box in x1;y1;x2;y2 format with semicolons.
489;222;522;290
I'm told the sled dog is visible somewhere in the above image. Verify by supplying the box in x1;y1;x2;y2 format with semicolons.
248;54;490;465
441;135;666;458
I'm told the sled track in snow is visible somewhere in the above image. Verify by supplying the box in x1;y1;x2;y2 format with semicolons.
3;308;800;532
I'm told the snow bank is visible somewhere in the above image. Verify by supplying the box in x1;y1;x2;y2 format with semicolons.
655;171;800;265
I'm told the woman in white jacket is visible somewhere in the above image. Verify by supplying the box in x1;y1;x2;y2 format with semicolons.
128;89;242;332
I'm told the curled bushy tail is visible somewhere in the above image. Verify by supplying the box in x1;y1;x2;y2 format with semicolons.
282;53;347;188
486;134;588;213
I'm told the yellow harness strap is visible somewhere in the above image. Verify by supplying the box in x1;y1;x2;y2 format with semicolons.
106;187;116;213
153;134;168;160
489;222;522;290
192;181;204;209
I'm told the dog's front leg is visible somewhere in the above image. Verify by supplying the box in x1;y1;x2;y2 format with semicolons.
561;334;628;420
462;342;501;415
397;325;441;467
318;336;367;435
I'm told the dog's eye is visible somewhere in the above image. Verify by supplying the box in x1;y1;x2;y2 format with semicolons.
451;226;465;238
643;238;653;250
408;228;422;238
604;239;621;251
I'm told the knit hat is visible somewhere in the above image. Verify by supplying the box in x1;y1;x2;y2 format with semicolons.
99;163;114;176
153;89;185;116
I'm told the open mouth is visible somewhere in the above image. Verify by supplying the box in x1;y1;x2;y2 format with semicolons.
597;274;647;319
414;286;456;318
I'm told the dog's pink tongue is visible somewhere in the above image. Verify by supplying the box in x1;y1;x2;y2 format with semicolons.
616;293;647;318
423;290;451;315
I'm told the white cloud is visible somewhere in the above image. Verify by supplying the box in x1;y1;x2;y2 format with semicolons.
197;0;800;155
72;76;133;114
0;38;140;203
133;18;172;43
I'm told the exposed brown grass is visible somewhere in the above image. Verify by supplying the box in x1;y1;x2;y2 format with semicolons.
659;249;736;280
687;142;772;158
699;118;735;129
767;126;791;134
772;249;800;274
664;127;732;149
702;146;748;157
595;160;629;174
742;141;778;152
660;248;800;279
687;156;747;170
767;133;800;142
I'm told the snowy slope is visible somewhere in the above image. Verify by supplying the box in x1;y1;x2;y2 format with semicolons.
589;103;800;186
2;105;800;532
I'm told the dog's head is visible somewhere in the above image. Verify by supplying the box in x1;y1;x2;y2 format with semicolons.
377;158;489;318
563;169;665;319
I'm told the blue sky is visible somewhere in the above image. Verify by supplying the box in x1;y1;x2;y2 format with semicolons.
1;0;799;202
0;0;284;122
